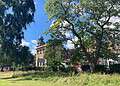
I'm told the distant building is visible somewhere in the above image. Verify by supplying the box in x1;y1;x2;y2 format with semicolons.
35;37;47;67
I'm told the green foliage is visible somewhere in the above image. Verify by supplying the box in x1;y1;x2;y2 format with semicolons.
50;19;62;30
71;48;85;64
1;72;120;86
0;45;34;67
17;46;34;66
44;39;64;66
45;0;120;66
0;0;35;64
45;0;64;19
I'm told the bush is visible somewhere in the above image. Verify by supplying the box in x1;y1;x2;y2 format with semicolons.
110;64;120;73
94;65;106;73
81;65;91;72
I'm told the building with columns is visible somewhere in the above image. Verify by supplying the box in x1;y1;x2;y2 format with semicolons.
35;37;47;67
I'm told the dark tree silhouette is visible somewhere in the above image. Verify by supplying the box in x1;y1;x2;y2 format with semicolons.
0;0;35;64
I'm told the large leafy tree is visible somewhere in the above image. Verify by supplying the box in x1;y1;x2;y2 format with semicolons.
0;0;35;64
16;46;34;66
44;38;64;67
45;0;120;67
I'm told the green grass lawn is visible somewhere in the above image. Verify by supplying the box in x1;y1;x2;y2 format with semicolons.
0;71;120;86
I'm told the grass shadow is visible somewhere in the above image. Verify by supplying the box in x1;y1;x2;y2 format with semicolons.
1;71;72;81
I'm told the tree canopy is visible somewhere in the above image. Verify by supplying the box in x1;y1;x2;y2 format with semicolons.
0;0;35;65
45;0;120;66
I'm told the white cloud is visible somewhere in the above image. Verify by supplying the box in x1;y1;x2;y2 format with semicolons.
64;36;79;49
20;39;37;55
110;16;120;23
63;21;70;27
104;16;120;29
31;48;36;55
21;39;30;46
65;40;74;49
65;31;74;38
30;40;38;55
73;37;78;41
31;40;37;45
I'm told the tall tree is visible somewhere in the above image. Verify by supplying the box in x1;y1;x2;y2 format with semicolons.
0;0;35;64
45;0;120;68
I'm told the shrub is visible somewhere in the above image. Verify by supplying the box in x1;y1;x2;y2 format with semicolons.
110;64;120;73
94;65;106;73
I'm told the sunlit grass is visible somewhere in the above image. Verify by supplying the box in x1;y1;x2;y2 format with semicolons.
0;71;120;86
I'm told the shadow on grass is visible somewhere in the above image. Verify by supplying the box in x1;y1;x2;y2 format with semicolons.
0;77;13;79
1;71;72;81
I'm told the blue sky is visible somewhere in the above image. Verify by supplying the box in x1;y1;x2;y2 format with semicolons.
22;0;51;54
21;0;77;53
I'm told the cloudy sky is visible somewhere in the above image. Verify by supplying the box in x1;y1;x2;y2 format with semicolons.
22;0;76;54
22;0;51;54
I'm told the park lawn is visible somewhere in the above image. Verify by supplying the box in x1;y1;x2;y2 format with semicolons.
0;71;120;86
